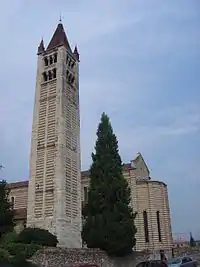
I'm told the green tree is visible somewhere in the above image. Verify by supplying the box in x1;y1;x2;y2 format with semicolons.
82;112;137;256
0;180;14;239
190;232;196;247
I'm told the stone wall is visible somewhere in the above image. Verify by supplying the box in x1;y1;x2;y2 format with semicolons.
30;247;200;267
30;248;151;267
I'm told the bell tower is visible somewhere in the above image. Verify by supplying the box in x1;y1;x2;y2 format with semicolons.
27;21;82;247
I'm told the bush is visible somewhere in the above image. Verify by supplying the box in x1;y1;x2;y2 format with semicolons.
17;227;58;247
0;248;11;263
4;242;41;258
0;243;41;263
0;230;18;245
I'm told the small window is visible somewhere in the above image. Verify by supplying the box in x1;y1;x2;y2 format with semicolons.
11;196;14;209
48;71;52;80
44;57;48;66
71;61;75;69
43;72;48;82
84;187;88;202
71;76;75;84
52;68;56;79
143;210;149;243
66;55;69;64
156;211;162;242
49;56;53;65
54;53;57;63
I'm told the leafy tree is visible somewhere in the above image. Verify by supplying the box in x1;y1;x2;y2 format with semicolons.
190;232;196;247
0;180;14;239
17;227;58;247
82;112;137;256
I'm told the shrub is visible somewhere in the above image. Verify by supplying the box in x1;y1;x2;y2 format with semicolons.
17;227;58;247
0;230;18;245
4;242;41;258
0;248;11;263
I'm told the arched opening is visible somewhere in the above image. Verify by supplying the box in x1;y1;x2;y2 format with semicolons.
52;68;57;79
44;57;48;66
43;72;48;82
48;70;52;80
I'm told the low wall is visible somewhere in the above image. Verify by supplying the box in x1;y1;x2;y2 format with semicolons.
30;247;200;267
30;248;150;267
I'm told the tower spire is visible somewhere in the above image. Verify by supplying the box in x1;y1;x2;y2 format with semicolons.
46;21;72;52
37;38;45;55
73;45;80;61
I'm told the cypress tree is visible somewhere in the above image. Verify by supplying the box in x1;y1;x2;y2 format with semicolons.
82;112;136;256
0;180;14;239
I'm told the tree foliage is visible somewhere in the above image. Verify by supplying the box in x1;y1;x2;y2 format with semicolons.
0;180;14;239
190;232;196;247
17;227;58;247
82;112;137;256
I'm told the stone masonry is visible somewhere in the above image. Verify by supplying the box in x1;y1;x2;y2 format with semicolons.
30;247;200;267
27;22;82;248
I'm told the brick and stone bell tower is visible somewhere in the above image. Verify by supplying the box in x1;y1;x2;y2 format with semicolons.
27;21;82;248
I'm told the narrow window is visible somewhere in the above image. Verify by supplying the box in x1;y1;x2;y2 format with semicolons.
43;72;47;82
71;61;75;69
48;71;52;80
49;56;53;65
71;76;75;84
11;197;14;209
157;211;162;242
84;187;88;202
143;210;149;243
44;57;48;66
52;68;56;79
66;55;69;64
54;53;57;63
68;74;72;84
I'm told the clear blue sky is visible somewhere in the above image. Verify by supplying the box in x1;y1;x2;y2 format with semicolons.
0;1;199;240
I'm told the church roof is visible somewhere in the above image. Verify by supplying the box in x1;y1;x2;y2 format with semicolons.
46;22;72;52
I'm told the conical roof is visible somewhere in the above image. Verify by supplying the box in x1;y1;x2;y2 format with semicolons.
46;23;72;52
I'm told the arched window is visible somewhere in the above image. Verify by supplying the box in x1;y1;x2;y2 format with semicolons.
157;211;162;242
43;72;47;82
54;53;57;63
71;76;75;84
44;57;48;66
84;187;88;202
49;56;53;65
52;68;57;79
71;61;75;69
66;55;69;64
143;210;149;243
48;71;52;80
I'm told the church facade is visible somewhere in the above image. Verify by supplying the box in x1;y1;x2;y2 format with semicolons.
8;152;173;252
8;22;173;252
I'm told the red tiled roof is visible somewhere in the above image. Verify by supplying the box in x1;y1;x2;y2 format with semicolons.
46;23;72;52
8;164;135;187
8;181;28;189
13;208;27;220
